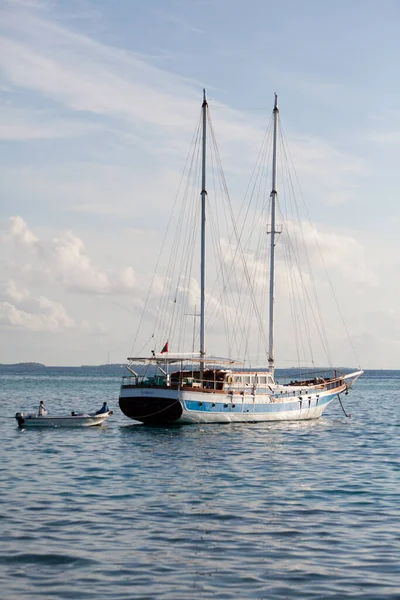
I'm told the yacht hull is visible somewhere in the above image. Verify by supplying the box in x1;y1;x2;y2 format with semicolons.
119;385;343;425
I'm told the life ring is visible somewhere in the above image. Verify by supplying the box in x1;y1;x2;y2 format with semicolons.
227;375;233;384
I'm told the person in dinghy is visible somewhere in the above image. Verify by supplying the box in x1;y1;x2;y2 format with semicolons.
38;400;48;416
95;402;110;415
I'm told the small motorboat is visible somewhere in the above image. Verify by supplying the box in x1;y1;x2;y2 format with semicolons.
15;410;113;428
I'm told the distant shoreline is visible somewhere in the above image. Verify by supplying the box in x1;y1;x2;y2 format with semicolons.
0;363;395;373
0;362;126;368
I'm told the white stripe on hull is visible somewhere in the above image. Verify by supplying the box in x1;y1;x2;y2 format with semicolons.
178;401;333;424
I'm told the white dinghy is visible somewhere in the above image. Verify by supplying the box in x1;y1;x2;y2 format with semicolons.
15;410;113;428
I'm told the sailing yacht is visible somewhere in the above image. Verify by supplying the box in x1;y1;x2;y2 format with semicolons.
119;91;362;424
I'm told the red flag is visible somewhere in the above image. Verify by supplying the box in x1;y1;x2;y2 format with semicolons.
160;341;169;354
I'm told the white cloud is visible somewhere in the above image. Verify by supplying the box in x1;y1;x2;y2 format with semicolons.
1;216;139;295
49;231;111;294
120;267;135;290
5;279;29;302
0;106;99;141
0;30;198;136
282;135;366;206
0;3;390;367
0;290;75;332
282;220;379;288
367;109;400;145
368;131;400;145
0;10;366;211
8;215;38;244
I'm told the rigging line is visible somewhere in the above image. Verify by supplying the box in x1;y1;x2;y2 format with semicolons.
280;221;334;367
285;231;313;367
282;123;360;366
158;118;203;348
176;199;200;351
204;112;255;355
277;131;322;353
243;218;268;364
253;170;274;360
166;201;196;349
278;132;321;364
210;129;247;357
236;114;274;226
136;333;157;358
277;165;331;365
131;111;203;357
173;145;200;304
234;146;266;349
234;122;274;360
157;119;202;328
323;265;360;367
211;114;271;327
175;134;204;352
207;131;233;352
208;208;232;354
213;116;274;359
278;140;315;367
277;185;332;365
209;178;247;359
278;121;333;366
236;119;273;286
238;171;271;362
205;113;270;360
250;153;273;360
279;119;358;366
279;144;309;367
281;226;303;367
213;151;255;357
206;124;249;357
256;222;270;363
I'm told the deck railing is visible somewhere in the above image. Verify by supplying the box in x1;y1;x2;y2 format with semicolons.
121;371;345;396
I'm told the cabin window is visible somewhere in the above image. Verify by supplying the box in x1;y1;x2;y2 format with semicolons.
259;376;267;384
243;376;250;384
234;376;241;384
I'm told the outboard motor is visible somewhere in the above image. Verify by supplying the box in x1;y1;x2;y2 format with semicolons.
15;412;25;428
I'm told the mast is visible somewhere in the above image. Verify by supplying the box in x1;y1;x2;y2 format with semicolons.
268;93;279;374
200;89;207;370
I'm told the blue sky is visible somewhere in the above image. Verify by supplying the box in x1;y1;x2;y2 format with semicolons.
1;0;400;367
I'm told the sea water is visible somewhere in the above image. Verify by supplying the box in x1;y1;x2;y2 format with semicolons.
0;367;399;599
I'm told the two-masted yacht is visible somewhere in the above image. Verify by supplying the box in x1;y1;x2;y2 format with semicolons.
119;92;362;424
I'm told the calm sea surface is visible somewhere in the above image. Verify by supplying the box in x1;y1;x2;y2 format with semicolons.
1;367;399;599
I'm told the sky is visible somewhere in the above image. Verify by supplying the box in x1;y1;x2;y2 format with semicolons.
1;0;400;368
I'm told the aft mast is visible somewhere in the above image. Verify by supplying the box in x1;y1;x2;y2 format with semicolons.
268;93;279;375
200;89;208;378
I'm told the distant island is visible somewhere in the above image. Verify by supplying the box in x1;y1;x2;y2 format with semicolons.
0;362;46;368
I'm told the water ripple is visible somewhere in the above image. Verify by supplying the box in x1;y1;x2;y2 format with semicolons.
0;370;399;598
